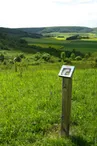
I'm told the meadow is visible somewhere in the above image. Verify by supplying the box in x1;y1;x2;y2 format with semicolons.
24;35;97;53
0;30;97;145
0;63;97;146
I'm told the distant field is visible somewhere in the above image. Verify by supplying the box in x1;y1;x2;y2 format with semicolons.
43;32;97;39
24;36;97;53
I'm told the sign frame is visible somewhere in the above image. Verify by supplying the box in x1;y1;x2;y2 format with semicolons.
58;65;75;78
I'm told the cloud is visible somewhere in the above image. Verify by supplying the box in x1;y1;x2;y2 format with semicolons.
52;0;73;5
53;0;97;5
0;0;97;28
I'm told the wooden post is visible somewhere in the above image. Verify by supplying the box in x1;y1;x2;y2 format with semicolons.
61;77;72;137
58;65;75;137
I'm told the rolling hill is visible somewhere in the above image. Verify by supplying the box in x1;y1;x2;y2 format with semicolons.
0;27;42;38
0;26;97;55
18;26;95;34
0;26;97;37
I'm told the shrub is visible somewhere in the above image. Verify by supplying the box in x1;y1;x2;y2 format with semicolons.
75;56;82;61
65;58;72;65
95;58;97;63
0;53;4;62
14;56;21;62
19;53;25;59
42;53;50;61
48;56;59;63
32;61;40;65
94;58;97;67
61;52;66;62
84;53;89;59
18;39;28;47
3;61;7;65
14;53;25;63
9;60;14;64
34;52;42;61
70;53;75;60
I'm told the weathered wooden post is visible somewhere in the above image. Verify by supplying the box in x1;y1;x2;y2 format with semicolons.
14;57;17;72
58;65;75;137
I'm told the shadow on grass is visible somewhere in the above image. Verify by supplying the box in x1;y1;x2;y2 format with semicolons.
70;136;92;146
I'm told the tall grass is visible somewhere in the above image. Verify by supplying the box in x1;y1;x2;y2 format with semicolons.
0;64;97;145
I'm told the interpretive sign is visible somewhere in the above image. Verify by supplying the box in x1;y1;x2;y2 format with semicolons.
58;65;75;78
58;65;75;137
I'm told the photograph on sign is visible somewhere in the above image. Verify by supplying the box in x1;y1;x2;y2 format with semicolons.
61;68;71;76
58;65;75;78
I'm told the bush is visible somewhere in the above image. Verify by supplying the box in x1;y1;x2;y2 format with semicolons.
48;56;59;63
9;60;14;64
93;58;97;67
61;52;66;62
0;53;4;62
14;56;21;62
95;58;97;63
84;53;89;59
19;53;25;59
42;53;50;61
34;52;42;61
75;56;82;61
14;53;25;63
70;53;75;60
3;61;7;65
65;58;72;65
32;61;40;65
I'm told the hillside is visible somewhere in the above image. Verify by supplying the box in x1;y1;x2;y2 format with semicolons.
0;27;27;37
0;27;42;38
0;27;42;51
18;26;94;34
0;26;96;37
0;26;97;55
92;27;97;33
17;27;45;34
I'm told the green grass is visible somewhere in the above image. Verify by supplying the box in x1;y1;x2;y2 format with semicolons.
24;37;97;53
0;63;97;145
43;32;97;39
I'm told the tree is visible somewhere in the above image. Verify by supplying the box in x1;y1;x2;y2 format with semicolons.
84;53;89;59
18;39;28;47
70;53;75;60
94;58;97;67
61;52;66;62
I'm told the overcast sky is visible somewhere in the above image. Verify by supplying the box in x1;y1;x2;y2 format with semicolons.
0;0;97;28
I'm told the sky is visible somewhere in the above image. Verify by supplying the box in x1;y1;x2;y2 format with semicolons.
0;0;97;28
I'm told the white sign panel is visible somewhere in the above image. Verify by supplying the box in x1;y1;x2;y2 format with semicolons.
58;65;75;78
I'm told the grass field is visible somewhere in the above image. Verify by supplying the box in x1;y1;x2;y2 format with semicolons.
24;36;97;53
43;32;97;38
0;31;97;145
0;63;97;145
